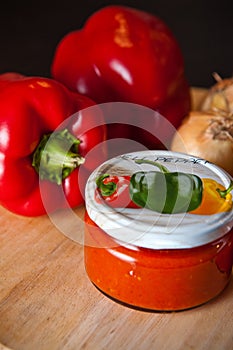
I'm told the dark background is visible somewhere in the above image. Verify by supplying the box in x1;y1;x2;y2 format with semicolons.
0;0;232;88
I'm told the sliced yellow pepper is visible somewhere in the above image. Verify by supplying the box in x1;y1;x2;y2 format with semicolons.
190;178;233;215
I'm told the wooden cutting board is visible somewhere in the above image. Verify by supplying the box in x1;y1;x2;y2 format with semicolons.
1;88;233;350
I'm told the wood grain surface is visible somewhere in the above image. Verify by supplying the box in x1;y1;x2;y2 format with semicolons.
1;88;233;350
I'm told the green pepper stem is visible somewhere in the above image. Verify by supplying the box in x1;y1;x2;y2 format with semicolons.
32;129;85;185
135;159;169;173
216;180;233;198
96;174;117;196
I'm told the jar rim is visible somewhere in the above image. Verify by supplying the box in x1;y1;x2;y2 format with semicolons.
85;151;233;249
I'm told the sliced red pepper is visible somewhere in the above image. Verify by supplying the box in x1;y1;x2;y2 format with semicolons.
0;73;107;216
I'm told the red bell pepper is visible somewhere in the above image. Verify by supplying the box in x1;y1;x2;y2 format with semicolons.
0;72;25;89
0;73;107;216
95;174;140;208
51;5;191;148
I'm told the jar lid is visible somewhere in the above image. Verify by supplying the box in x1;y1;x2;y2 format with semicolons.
85;151;233;249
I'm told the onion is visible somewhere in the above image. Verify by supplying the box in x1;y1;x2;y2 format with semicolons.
201;73;233;114
170;110;233;176
171;74;233;176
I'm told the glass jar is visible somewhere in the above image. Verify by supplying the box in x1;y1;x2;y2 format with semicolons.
84;151;233;311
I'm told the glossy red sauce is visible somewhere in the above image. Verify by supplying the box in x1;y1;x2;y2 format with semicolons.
84;212;233;311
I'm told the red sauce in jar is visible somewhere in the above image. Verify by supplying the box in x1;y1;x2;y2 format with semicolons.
84;151;233;311
84;213;233;311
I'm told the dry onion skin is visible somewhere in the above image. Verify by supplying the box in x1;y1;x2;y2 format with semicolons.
170;110;233;176
201;73;233;114
171;75;233;176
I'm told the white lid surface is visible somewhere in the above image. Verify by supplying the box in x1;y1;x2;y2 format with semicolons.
85;151;233;249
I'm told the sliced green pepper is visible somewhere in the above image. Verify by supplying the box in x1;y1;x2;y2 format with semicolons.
129;159;203;214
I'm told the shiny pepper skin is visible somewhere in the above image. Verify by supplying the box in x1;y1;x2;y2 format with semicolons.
190;178;233;215
95;174;140;208
0;73;107;216
51;5;191;149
